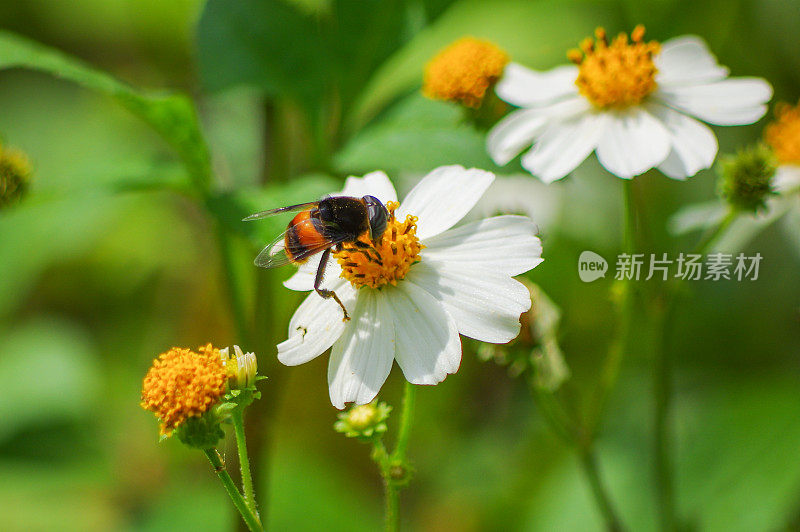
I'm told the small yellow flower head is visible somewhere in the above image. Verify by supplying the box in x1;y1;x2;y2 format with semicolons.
569;25;660;109
220;345;258;389
423;37;510;108
334;400;392;441
718;144;777;213
0;143;32;209
140;344;228;437
764;100;800;165
334;202;424;289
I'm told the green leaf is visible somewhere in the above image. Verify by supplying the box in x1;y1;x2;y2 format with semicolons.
197;0;329;103
349;0;622;131
0;30;212;190
334;93;501;174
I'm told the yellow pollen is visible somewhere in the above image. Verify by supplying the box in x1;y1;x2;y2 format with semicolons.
765;100;800;165
569;25;660;109
140;344;227;436
423;37;509;108
334;201;423;289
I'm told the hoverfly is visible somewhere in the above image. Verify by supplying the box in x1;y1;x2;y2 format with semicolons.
244;195;389;321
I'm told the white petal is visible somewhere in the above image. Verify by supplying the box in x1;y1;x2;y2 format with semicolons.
407;260;531;344
327;290;395;409
277;280;356;366
386;282;461;385
487;108;549;166
397;165;494;240
422;215;543;276
667;201;727;235
283;252;343;292
340;170;398;203
595;108;671;179
647;103;718;179
496;63;579;107
774;165;800;194
655;36;729;86
521;111;606;183
656;78;772;125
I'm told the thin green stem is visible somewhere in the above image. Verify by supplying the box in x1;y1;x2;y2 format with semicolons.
373;382;417;532
651;299;674;532
203;448;264;532
648;208;740;531
580;448;625;532
394;381;416;460
232;409;259;520
588;180;637;435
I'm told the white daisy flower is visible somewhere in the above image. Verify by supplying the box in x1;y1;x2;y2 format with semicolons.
487;26;773;182
276;165;543;409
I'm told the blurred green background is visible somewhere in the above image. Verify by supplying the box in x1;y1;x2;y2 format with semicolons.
0;0;798;530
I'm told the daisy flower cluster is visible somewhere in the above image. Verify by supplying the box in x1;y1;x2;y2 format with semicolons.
276;166;543;408
487;26;773;182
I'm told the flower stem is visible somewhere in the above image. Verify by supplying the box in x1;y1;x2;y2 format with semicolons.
579;448;625;532
650;299;675;532
232;408;259;519
588;179;637;434
372;382;417;532
394;381;416;460
203;448;264;532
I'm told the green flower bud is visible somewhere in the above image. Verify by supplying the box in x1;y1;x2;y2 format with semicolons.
334;401;392;441
718;144;777;213
0;144;32;209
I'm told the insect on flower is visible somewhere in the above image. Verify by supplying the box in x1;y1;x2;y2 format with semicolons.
244;195;390;321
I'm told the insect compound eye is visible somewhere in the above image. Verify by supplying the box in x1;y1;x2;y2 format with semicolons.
363;195;388;241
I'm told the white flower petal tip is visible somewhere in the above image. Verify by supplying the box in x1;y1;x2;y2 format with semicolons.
657;78;773;126
341;170;398;203
520;112;607;183
655;36;730;86
327;291;394;409
398;165;495;239
596;108;671;179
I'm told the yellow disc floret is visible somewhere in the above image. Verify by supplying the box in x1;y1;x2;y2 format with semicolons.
569;26;660;109
423;37;509;108
765;100;800;165
334;202;423;289
140;344;228;436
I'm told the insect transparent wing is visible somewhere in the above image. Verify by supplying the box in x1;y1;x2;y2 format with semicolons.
243;201;320;221
253;218;351;269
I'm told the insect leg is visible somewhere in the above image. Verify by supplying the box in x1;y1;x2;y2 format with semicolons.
314;247;351;321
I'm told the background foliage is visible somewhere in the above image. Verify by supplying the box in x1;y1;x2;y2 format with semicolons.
0;0;798;530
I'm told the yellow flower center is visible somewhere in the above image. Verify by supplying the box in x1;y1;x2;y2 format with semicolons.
568;26;660;109
423;37;509;108
140;344;227;436
334;201;423;289
765;100;800;165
